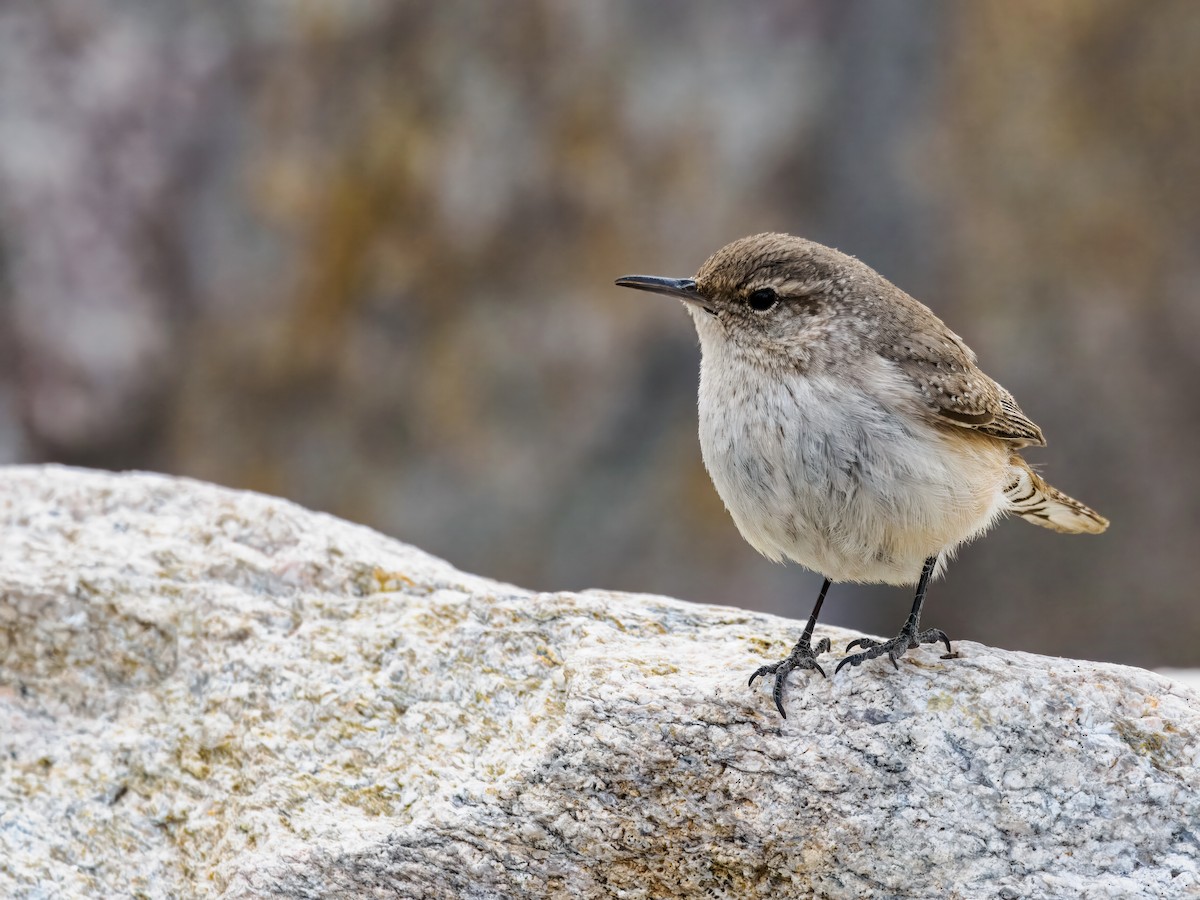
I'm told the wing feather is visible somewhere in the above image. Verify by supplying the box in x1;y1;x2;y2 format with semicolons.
882;313;1046;448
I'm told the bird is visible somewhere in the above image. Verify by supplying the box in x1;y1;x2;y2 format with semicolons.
615;233;1108;717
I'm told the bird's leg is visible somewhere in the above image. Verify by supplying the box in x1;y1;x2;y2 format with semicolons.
749;578;833;718
835;556;952;675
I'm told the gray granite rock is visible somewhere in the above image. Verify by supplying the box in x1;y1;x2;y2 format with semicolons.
1;466;1197;899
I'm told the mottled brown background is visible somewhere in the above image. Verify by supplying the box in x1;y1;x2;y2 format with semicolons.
1;0;1196;667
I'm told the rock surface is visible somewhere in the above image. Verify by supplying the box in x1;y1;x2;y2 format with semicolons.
1;466;1198;899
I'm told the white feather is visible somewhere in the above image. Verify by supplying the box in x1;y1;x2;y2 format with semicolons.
692;312;1012;586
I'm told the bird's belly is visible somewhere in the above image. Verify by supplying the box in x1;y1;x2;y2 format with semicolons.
698;369;1009;585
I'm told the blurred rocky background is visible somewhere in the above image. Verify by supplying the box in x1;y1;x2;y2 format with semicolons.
0;0;1196;667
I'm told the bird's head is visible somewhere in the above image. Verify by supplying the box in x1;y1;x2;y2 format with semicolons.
616;233;870;369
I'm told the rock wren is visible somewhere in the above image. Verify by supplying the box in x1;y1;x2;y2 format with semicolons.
616;233;1108;717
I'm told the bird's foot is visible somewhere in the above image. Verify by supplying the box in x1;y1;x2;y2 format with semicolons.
749;635;832;718
834;626;952;675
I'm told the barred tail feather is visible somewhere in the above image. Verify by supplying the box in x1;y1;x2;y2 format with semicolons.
1004;459;1109;535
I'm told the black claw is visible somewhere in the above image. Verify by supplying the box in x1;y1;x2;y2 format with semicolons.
748;664;775;688
924;629;952;654
748;635;829;717
773;670;789;719
835;624;957;677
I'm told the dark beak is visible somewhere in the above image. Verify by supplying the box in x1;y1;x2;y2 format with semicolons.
614;275;715;314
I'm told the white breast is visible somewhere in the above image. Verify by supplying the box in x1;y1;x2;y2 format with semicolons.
694;336;1011;586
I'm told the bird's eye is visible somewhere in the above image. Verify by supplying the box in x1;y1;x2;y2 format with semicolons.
747;287;778;312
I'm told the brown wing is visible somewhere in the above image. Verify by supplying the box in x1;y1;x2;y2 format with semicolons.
984;386;1046;446
883;317;1046;448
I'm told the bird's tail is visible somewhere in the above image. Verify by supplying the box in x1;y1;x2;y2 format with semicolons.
1004;457;1109;535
